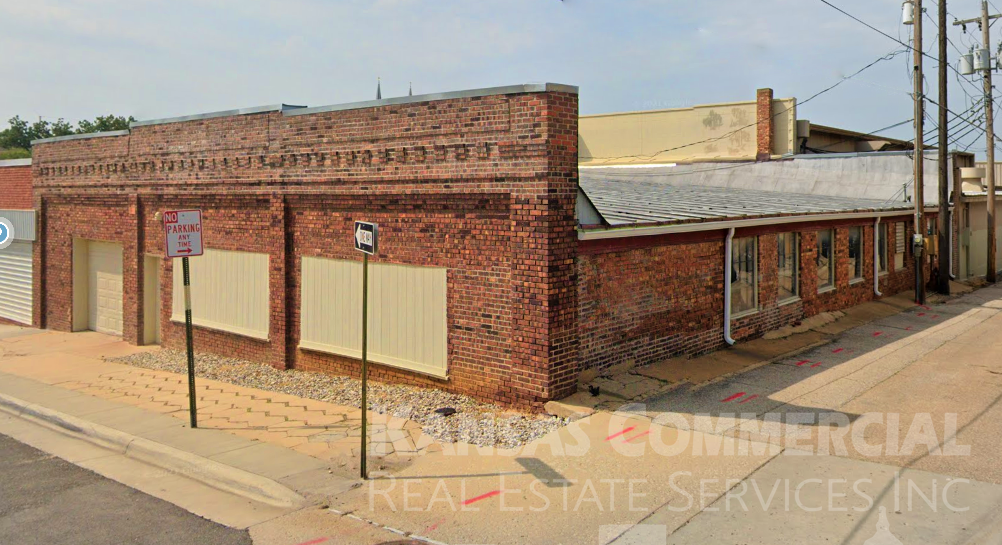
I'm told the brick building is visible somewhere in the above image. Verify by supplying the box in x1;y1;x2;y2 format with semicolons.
0;159;34;210
30;83;928;408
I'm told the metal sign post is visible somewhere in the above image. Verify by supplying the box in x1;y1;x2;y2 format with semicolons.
353;221;378;479
164;210;204;429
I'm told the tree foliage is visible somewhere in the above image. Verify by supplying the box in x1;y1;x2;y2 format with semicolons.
0;114;136;156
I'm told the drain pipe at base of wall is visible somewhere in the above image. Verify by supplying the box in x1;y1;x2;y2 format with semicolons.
723;227;736;345
874;217;883;297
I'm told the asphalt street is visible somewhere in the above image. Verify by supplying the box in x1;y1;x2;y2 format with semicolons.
0;433;251;545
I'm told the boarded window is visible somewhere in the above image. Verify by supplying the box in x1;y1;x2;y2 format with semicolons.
777;232;799;302
731;237;757;315
817;229;835;291
299;257;448;378
878;223;888;274
848;226;864;282
895;222;906;270
171;249;270;340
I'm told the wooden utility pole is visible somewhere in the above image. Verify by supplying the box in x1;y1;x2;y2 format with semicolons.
914;0;927;304
984;0;998;283
937;0;951;294
955;2;1002;283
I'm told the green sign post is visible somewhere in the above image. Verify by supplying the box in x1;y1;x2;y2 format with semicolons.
353;221;378;479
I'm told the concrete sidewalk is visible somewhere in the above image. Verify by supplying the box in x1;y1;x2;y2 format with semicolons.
0;327;451;520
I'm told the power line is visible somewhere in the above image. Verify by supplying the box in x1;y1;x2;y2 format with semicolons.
580;48;907;163
817;0;985;101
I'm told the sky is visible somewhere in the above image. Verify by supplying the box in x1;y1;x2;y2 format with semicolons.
0;0;996;155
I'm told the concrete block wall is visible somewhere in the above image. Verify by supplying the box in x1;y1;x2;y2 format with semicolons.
577;216;929;372
30;85;580;409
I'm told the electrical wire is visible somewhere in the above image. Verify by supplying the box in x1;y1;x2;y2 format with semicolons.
580;48;907;163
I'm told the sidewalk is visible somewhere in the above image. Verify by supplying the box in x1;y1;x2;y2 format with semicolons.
0;327;446;515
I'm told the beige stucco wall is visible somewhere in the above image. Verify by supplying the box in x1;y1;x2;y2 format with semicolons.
578;98;797;166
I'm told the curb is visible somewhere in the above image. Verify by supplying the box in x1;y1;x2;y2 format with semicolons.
0;392;306;509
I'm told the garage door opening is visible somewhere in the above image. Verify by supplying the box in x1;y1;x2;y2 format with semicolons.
73;239;123;336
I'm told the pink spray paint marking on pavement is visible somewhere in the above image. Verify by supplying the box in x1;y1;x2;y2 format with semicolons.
605;426;636;442
832;348;844;354
873;331;884;337
810;362;824;368
918;312;926;317
906;326;914;331
738;394;759;404
423;518;448;534
795;360;811;367
622;430;651;443
463;490;502;506
296;538;329;545
721;392;746;403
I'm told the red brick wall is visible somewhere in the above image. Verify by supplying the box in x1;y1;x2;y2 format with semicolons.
756;88;773;162
577;215;930;372
0;164;33;209
31;87;580;409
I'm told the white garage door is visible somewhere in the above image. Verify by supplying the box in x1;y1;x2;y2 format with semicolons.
88;241;123;335
0;241;33;324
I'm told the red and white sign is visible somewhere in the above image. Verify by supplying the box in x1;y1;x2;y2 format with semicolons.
163;209;203;258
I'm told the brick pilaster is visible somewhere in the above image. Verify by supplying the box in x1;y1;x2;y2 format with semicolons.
123;193;143;344
507;92;580;407
31;194;45;329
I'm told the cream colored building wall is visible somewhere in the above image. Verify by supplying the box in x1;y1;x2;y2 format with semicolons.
299;257;448;378
578;98;796;165
962;199;1002;278
171;248;270;340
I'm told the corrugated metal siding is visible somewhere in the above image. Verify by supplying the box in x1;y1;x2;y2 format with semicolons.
299;257;448;378
0;241;32;324
0;210;36;241
171;249;269;340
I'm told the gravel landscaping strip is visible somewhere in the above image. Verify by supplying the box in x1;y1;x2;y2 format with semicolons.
111;350;566;449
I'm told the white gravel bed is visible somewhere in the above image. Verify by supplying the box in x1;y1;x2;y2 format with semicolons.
111;350;566;449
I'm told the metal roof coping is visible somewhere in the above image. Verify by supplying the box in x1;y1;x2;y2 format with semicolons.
31;130;130;145
285;83;578;117
0;158;31;167
130;104;307;128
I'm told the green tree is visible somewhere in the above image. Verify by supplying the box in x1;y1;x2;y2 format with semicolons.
77;114;135;134
0;114;136;156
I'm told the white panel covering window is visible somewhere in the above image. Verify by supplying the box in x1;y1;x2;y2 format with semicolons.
171;249;270;340
299;257;448;378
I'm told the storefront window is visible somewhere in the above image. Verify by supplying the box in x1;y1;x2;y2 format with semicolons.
778;232;799;302
731;237;758;315
817;230;834;291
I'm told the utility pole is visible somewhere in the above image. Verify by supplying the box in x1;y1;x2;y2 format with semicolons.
956;2;1002;283
910;0;927;304
938;0;951;295
984;0;998;283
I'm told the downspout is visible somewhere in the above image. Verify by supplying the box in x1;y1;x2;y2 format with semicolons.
949;210;956;279
723;228;736;345
874;217;883;297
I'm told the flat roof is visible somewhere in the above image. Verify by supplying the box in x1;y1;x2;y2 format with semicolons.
579;177;913;227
